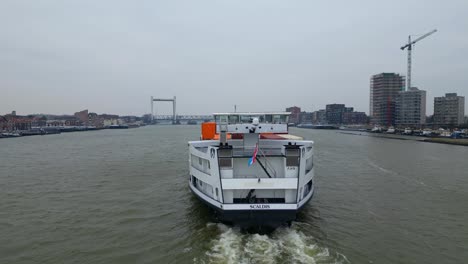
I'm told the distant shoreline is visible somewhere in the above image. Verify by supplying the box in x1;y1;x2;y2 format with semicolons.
419;137;468;146
335;131;468;146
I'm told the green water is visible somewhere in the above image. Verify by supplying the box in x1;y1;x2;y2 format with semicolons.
0;126;467;263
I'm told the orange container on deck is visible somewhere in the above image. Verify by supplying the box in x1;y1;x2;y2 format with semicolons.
201;122;216;140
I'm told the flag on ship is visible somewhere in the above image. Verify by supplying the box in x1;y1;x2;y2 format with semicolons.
248;143;258;166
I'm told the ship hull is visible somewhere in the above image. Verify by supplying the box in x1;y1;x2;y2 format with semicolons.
190;182;314;230
216;209;296;230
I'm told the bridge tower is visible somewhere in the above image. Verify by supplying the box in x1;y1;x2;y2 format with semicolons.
151;96;177;124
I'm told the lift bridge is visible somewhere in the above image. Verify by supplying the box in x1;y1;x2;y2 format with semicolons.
150;96;213;124
152;114;213;124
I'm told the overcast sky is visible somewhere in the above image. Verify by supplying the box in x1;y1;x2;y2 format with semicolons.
1;0;467;116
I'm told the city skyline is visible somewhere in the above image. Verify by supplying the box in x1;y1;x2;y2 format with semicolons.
1;1;468;116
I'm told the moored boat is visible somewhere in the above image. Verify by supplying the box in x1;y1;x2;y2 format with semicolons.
1;132;22;138
422;129;433;137
403;128;413;135
386;126;395;134
188;112;315;230
371;126;382;133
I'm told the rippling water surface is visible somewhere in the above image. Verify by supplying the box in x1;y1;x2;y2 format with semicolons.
0;126;467;263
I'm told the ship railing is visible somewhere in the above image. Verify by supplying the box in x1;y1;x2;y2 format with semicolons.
232;147;282;157
257;146;277;178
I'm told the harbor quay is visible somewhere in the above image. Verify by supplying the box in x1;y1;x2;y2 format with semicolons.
0;109;213;139
0;110;145;139
285;102;468;146
0;123;141;138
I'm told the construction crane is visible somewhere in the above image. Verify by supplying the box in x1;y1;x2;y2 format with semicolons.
400;29;437;91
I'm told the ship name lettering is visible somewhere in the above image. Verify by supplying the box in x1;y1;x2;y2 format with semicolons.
250;204;270;209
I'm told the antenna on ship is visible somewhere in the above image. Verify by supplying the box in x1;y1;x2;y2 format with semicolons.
234;105;237;113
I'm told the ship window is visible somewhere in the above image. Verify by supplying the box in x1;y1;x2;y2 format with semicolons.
281;115;289;123
208;161;210;169
240;115;252;123
199;157;202;166
228;115;239;124
303;180;313;199
215;115;228;123
305;156;313;174
273;115;281;124
265;115;273;123
233;198;285;204
215;188;218;197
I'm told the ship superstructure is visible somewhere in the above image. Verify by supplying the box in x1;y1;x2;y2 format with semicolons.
188;112;315;229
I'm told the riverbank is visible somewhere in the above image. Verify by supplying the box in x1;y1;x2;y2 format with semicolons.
0;125;141;139
336;130;468;146
420;137;468;146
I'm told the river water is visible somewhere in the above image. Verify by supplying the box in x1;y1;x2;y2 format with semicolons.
0;126;467;264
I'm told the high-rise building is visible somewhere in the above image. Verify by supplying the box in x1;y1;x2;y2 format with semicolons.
325;104;345;124
395;87;426;127
433;93;465;126
286;106;301;124
370;73;405;126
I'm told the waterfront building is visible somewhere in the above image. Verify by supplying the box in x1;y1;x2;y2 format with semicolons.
88;113;105;128
395;87;426;127
324;104;368;125
103;119;120;127
286;106;301;124
0;116;7;131
120;116;141;124
312;109;326;124
98;114;120;127
2;115;32;131
45;115;81;126
299;112;313;124
370;73;405;126
426;115;434;125
142;114;153;124
343;112;368;125
325;104;345;124
31;116;47;127
46;120;66;127
74;110;89;126
433;93;465;126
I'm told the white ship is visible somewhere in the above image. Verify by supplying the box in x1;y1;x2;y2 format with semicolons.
188;112;315;229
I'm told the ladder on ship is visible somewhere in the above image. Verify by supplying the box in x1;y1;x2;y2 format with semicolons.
257;146;277;178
